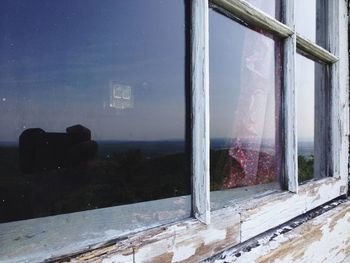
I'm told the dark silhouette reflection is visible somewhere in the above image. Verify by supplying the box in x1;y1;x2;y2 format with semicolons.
19;125;98;173
0;131;189;223
0;0;189;223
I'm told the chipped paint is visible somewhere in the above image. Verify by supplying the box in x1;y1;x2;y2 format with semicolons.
206;198;350;263
240;177;345;241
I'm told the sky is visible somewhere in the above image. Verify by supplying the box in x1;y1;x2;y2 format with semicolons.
0;0;318;143
209;0;319;142
0;0;185;141
295;0;316;42
295;0;318;141
209;9;277;143
296;54;316;142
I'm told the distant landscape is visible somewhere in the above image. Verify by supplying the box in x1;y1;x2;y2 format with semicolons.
0;139;314;222
0;140;190;223
298;141;314;183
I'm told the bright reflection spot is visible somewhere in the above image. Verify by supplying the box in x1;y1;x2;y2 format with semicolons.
109;82;134;110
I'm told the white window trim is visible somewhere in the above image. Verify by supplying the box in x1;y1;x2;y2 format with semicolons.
1;0;348;262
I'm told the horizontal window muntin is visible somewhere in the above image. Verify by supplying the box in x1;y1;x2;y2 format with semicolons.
210;0;337;63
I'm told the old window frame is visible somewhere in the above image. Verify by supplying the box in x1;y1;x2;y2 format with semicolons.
0;0;348;261
192;0;348;240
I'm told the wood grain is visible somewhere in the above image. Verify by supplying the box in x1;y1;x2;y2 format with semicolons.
191;0;211;224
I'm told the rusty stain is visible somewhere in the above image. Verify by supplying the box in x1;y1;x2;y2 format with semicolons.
180;225;240;263
183;241;222;263
213;225;239;254
143;252;174;263
303;184;320;198
63;246;132;262
328;206;350;232
165;225;239;263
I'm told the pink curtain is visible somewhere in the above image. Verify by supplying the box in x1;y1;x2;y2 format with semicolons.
222;0;280;189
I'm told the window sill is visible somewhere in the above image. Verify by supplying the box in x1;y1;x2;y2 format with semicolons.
0;196;191;263
12;177;343;262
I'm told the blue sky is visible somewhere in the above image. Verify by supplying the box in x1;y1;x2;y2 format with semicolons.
0;0;185;141
0;0;316;142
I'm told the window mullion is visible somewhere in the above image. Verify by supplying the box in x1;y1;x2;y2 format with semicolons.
328;0;348;188
191;0;210;224
282;0;298;192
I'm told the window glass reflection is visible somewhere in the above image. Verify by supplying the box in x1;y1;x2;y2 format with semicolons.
296;54;314;183
245;0;280;20
295;0;328;49
296;54;327;183
0;0;189;223
209;10;281;208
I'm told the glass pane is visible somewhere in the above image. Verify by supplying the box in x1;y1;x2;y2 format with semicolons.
295;0;328;49
245;0;280;20
0;0;190;224
209;10;282;210
296;54;327;183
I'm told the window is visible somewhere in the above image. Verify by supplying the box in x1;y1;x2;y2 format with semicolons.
209;9;282;209
0;0;348;262
296;54;329;183
0;0;191;261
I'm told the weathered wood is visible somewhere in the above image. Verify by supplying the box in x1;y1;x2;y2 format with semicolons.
210;0;293;38
210;0;338;65
1;2;348;263
0;196;191;263
314;63;331;180
296;35;338;64
207;198;350;263
240;177;345;241
60;178;346;262
282;0;298;193
311;0;329;181
5;178;344;262
60;207;240;263
328;0;349;189
210;183;280;211
191;0;210;224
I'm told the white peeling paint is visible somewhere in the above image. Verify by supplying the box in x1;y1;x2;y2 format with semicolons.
172;243;197;262
200;228;226;245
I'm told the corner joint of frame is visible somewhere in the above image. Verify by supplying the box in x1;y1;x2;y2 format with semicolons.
195;211;211;225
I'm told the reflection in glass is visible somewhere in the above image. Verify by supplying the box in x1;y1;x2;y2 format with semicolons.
245;0;280;20
209;10;281;208
296;54;314;183
296;54;326;183
0;0;189;223
295;0;328;49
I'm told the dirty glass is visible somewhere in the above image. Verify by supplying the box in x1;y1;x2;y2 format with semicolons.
0;0;190;223
209;9;282;209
